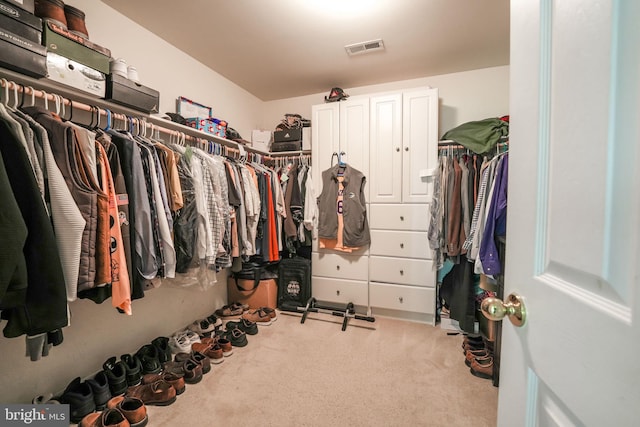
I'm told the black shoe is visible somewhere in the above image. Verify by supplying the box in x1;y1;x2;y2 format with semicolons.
226;318;259;335
151;336;172;364
121;353;143;386
223;328;248;347
85;371;111;411
58;377;95;424
135;344;162;374
102;357;128;396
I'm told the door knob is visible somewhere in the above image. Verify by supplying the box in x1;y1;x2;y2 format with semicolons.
480;293;526;327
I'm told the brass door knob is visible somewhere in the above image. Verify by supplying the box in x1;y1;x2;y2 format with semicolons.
481;293;527;327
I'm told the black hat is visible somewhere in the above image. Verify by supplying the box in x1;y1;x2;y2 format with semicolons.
324;87;349;103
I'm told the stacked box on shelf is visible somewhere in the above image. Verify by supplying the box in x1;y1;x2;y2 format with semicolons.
0;0;46;77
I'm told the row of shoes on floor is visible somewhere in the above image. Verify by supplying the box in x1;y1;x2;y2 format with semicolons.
35;303;277;426
463;335;494;380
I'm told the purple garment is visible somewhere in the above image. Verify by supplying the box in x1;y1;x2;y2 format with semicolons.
479;154;508;275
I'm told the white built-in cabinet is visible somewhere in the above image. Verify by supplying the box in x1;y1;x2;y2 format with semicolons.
311;87;439;324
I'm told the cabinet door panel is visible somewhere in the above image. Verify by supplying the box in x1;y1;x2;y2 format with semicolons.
369;256;433;286
369;93;402;203
370;282;435;314
402;89;439;203
339;97;369;199
369;230;431;259
312;103;340;197
312;252;368;280
312;277;368;306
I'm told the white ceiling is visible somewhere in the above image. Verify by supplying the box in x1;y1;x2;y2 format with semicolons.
102;0;510;101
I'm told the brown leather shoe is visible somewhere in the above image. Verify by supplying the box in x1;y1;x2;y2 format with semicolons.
202;336;233;357
174;351;211;374
242;308;272;325
470;356;494;380
34;0;67;29
105;397;147;427
125;380;176;406
79;408;130;427
192;342;224;364
63;4;88;38
464;348;491;367
141;372;185;395
163;359;203;384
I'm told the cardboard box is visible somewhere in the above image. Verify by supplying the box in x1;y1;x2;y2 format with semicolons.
46;52;105;97
2;0;33;14
185;117;216;134
0;27;46;77
0;0;40;42
271;140;302;152
251;130;272;152
106;73;160;113
177;96;211;118
227;277;277;310
274;128;302;143
42;21;110;74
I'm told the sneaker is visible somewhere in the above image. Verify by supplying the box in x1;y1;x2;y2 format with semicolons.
105;396;148;427
202;336;233;357
191;341;224;364
32;393;60;405
470;356;494;380
214;303;244;317
175;351;211;374
188;318;217;337
168;330;201;354
142;372;185;396
163;359;203;385
242;308;272;325
58;377;96;424
135;345;162;375
464;349;491;367
85;371;112;411
151;337;172;364
260;307;278;322
226;318;259;335
102;357;128;397
125;380;177;406
206;313;223;329
222;328;248;348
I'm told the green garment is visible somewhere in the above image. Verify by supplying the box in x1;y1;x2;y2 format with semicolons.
442;118;509;154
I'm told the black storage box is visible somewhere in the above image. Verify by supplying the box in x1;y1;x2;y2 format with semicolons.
271;140;302;152
274;128;302;143
0;1;41;42
0;27;46;77
106;73;160;113
2;0;33;14
43;21;110;74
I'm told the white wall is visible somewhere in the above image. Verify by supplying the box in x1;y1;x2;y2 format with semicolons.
261;66;510;137
0;1;509;404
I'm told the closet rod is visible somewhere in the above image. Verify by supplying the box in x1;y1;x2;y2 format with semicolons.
0;77;273;160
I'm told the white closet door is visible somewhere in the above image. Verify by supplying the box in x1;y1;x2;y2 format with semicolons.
339;97;370;199
312;103;339;198
402;88;438;204
369;93;402;203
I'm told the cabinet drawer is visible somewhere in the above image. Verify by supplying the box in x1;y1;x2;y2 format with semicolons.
369;204;429;231
370;282;435;314
312;237;369;256
369;230;431;259
312;252;368;280
312;277;368;306
369;256;434;286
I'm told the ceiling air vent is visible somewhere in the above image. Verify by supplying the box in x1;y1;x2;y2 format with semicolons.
345;39;385;56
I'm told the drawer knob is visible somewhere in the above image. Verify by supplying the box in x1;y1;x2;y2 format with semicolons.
337;290;341;296
405;147;409;152
336;265;340;270
400;216;404;221
400;270;404;275
400;243;404;248
396;147;400;152
399;296;404;303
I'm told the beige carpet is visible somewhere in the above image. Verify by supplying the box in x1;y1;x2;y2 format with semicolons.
145;311;498;427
